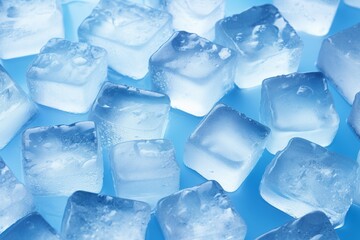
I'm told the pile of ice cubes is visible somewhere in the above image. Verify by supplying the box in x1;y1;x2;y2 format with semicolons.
0;0;360;239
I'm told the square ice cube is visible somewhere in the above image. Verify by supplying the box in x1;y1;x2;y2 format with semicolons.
22;121;103;196
27;38;107;113
78;0;173;79
0;65;36;149
90;82;170;148
260;72;339;154
184;104;270;192
0;0;64;59
256;211;339;240
348;92;360;136
165;0;225;40
273;0;339;36
260;138;358;227
149;31;236;117
344;0;360;8
61;191;151;240
110;139;180;208
156;181;247;240
317;23;360;104
215;4;303;89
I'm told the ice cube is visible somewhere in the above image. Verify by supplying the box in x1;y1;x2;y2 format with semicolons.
27;38;107;113
149;31;236;117
0;213;59;240
0;157;34;234
215;4;303;89
273;0;339;36
156;181;247;240
348;92;360;136
0;65;37;149
260;72;339;154
317;23;360;104
130;0;164;8
165;0;225;40
61;191;151;240
344;0;360;8
78;0;173;79
90;82;170;148
184;104;270;192
256;211;339;240
110;139;180;208
0;0;64;59
260;138;358;227
22;121;103;196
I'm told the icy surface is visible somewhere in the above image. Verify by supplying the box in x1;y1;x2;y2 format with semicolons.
260;138;358;227
61;191;151;240
27;38;107;113
110;139;180;208
348;92;360;137
150;31;236;116
260;72;339;154
344;0;360;8
22;121;103;196
215;4;303;89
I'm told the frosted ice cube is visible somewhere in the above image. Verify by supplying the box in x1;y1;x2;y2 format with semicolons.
78;0;173;79
0;0;64;59
156;181;247;240
215;4;303;89
110;139;180;208
0;65;36;149
348;92;360;136
27;38;107;113
260;138;358;227
150;31;236;117
273;0;339;36
165;0;225;40
22;121;103;196
184;104;270;192
260;72;339;154
344;0;360;8
317;23;360;104
256;211;339;240
61;191;151;240
90;82;170;148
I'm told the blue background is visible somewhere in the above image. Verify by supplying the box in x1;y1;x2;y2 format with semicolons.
1;0;360;239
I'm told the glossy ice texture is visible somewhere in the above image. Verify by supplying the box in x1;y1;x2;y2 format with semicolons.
150;31;236;116
215;4;303;88
344;0;360;7
348;92;360;136
131;0;163;8
260;72;339;154
22;121;103;196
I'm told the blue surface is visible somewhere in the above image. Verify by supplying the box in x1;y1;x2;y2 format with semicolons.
0;0;360;239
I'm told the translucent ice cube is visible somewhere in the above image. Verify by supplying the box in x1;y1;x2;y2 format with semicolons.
260;72;339;154
344;0;360;8
0;0;64;59
260;138;358;227
61;191;151;240
348;92;360;136
184;104;270;192
150;31;236;117
22;121;103;196
78;0;173;79
90;82;170;148
215;4;303;89
156;181;247;240
131;0;164;8
27;38;107;113
317;23;360;104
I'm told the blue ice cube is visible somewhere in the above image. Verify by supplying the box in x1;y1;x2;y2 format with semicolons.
27;38;107;113
150;31;236;117
90;82;170;148
131;0;164;8
260;138;358;227
78;0;173;79
156;181;247;240
0;65;37;149
256;211;339;240
344;0;360;8
317;23;360;104
260;72;339;154
0;0;64;59
184;104;270;192
215;4;303;89
61;191;151;240
110;139;180;208
22;121;103;196
348;92;360;136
